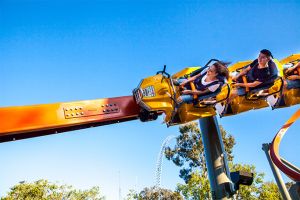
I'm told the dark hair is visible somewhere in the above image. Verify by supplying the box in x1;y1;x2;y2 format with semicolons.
212;61;230;80
260;49;273;58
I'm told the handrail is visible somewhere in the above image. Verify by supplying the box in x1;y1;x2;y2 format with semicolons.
245;77;284;101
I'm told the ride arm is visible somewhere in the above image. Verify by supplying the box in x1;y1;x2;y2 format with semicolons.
0;96;140;143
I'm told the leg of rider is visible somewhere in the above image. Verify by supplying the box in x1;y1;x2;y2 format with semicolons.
220;89;237;115
268;80;288;107
286;79;300;90
283;80;288;93
176;95;194;108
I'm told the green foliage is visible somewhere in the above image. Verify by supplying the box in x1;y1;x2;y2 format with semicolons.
229;163;264;200
165;122;235;183
166;121;286;200
127;187;183;200
1;179;105;200
258;181;282;200
124;189;139;200
176;171;210;200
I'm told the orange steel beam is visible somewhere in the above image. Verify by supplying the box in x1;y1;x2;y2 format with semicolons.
270;109;300;181
0;96;140;143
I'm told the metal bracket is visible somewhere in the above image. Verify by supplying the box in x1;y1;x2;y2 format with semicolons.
64;103;120;119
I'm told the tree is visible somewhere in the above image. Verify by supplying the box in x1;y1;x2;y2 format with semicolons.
258;181;282;200
175;164;265;200
1;179;105;200
125;189;139;200
165;122;277;200
127;187;183;200
176;171;210;200
165;121;235;183
229;163;264;200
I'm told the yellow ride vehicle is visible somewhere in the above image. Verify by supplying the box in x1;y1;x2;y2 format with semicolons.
133;54;300;126
133;59;230;126
222;54;300;115
272;54;300;109
221;59;284;117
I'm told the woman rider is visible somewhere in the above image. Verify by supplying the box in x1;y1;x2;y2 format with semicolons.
174;61;230;107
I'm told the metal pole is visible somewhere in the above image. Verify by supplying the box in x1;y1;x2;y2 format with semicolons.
262;143;291;200
199;116;234;200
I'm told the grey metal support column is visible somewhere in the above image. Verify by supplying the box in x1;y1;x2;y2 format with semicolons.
289;182;300;200
262;143;291;200
199;116;234;200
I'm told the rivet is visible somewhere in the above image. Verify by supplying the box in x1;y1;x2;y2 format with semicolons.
66;114;69;117
71;114;74;116
81;112;84;115
70;108;73;111
75;108;78;110
106;104;109;107
103;110;106;112
101;105;104;107
65;108;68;111
76;112;79;115
110;104;113;107
79;107;83;110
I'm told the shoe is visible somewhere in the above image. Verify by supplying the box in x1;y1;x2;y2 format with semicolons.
220;103;233;116
270;95;285;109
266;95;278;108
215;103;225;115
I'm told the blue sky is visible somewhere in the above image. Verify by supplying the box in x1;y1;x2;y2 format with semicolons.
1;0;300;199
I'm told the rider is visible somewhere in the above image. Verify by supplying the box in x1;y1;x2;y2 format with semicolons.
283;61;300;90
174;61;229;107
268;61;300;108
228;49;278;103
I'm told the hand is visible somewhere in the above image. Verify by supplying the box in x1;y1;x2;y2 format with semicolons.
231;76;238;82
287;75;300;80
285;68;292;74
182;90;192;95
180;80;188;87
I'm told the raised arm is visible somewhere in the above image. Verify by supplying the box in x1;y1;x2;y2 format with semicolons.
286;62;300;73
179;72;202;86
232;66;252;82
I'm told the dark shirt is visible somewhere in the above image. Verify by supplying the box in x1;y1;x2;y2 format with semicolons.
248;59;278;83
